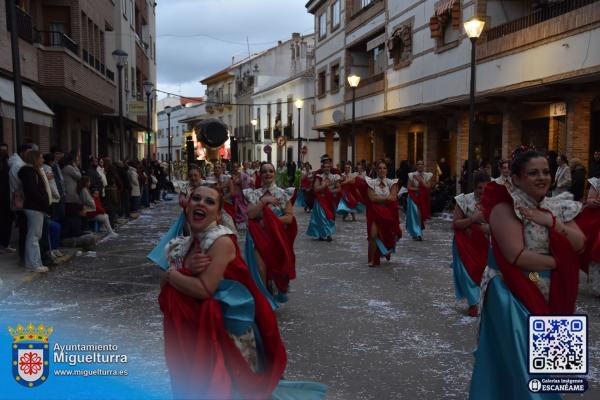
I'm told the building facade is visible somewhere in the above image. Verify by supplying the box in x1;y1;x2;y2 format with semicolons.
0;0;156;164
306;0;600;185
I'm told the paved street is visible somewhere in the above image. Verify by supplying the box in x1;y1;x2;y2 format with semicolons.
1;201;598;399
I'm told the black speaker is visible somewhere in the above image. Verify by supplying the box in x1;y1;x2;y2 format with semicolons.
195;119;229;148
186;137;195;164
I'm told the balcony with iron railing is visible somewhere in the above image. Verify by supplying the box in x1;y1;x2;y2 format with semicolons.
35;30;79;55
254;129;261;143
478;0;600;59
5;2;34;43
263;128;272;141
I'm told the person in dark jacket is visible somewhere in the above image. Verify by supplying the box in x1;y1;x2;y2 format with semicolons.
592;150;600;178
569;158;587;202
116;161;131;218
86;156;104;193
18;150;50;272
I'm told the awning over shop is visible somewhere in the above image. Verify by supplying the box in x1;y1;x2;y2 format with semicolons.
0;76;54;127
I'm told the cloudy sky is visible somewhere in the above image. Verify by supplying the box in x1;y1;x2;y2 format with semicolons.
156;0;314;100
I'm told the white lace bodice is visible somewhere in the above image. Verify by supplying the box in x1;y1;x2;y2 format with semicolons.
243;184;295;214
365;177;398;197
454;192;480;218
511;189;582;254
165;224;234;269
316;172;341;191
588;177;600;192
408;172;433;188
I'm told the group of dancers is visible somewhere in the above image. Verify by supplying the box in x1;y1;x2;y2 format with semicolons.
149;148;600;399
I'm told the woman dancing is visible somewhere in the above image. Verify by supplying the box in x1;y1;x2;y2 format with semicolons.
451;171;489;317
337;162;360;221
406;160;432;241
306;159;340;242
159;184;325;399
363;161;401;267
470;150;585;399
244;162;297;309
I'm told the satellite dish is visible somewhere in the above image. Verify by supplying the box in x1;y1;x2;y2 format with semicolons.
195;119;229;148
332;110;345;125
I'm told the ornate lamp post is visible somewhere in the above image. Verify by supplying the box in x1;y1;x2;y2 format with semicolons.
463;17;485;192
347;74;361;166
143;80;154;162
112;49;128;160
295;99;304;166
165;106;172;181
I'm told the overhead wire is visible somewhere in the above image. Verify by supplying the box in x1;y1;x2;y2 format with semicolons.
155;89;314;106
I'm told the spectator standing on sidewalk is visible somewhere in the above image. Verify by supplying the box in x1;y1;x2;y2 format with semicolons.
0;143;15;253
86;156;104;194
96;157;108;198
102;158;121;225
50;147;65;222
19;151;50;273
128;161;141;216
116;161;131;219
570;158;587;202
61;153;84;237
9;144;32;260
592;150;600;178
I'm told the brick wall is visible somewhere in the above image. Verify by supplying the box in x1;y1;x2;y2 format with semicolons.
501;108;521;159
455;112;469;193
567;93;594;169
38;48;116;112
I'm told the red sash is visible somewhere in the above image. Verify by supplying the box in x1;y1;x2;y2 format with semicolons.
408;181;431;225
574;207;600;273
223;201;236;219
248;207;295;289
159;237;286;399
355;177;402;259
454;225;488;285
314;177;337;221
482;183;579;315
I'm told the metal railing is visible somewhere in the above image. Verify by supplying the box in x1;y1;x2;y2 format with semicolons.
35;30;79;55
106;68;115;81
486;0;599;41
5;4;34;43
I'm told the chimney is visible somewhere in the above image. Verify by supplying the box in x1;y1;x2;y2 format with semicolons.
278;40;282;45
292;32;301;41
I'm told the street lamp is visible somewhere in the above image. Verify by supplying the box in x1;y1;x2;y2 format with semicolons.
112;49;128;160
295;99;304;166
463;16;485;192
347;74;361;167
165;106;172;182
143;80;154;162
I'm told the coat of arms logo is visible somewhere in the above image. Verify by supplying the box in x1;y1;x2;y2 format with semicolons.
8;323;53;388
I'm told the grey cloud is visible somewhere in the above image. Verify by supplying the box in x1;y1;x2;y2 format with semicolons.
156;0;313;86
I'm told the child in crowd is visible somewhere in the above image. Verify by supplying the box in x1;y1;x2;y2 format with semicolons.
80;176;119;239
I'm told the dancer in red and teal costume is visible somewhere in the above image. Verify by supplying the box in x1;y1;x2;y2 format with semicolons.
470;150;585;400
306;159;340;242
296;162;313;212
337;162;364;221
361;161;401;267
451;171;490;317
406;160;432;241
244;162;297;309
159;185;326;400
576;176;600;297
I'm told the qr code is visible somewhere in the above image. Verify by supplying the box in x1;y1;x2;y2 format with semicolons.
528;316;587;374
